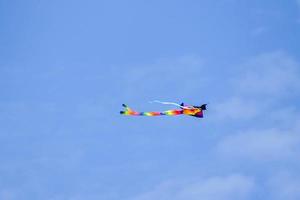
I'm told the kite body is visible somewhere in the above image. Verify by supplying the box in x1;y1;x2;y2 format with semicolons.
120;102;206;118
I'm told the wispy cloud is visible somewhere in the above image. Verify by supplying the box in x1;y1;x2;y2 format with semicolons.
235;51;300;98
132;174;254;200
212;51;300;122
213;97;261;121
214;51;300;161
217;127;300;161
267;172;300;200
118;55;206;100
0;190;16;200
251;26;268;36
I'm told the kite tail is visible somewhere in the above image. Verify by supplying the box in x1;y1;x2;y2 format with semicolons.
120;104;183;117
120;104;140;116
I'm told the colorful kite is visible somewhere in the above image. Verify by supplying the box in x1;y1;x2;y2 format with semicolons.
120;101;207;118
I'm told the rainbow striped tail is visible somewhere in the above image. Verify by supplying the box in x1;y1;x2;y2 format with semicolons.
120;104;183;117
120;104;140;116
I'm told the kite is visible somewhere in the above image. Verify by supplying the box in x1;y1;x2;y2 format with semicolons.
120;101;207;118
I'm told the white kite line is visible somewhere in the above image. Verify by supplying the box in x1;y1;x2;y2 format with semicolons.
149;100;192;109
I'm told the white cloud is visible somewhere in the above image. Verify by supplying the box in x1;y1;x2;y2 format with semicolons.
217;128;300;161
132;174;254;200
119;55;206;99
0;190;16;200
251;26;268;36
267;172;300;200
235;51;300;98
214;51;300;160
213;51;300;122
213;97;261;121
267;106;300;128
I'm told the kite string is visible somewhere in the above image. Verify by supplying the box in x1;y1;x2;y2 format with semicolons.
149;100;191;109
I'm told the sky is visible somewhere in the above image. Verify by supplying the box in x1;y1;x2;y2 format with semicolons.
1;0;300;199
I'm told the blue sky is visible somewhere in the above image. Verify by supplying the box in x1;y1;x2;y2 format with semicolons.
1;0;300;199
